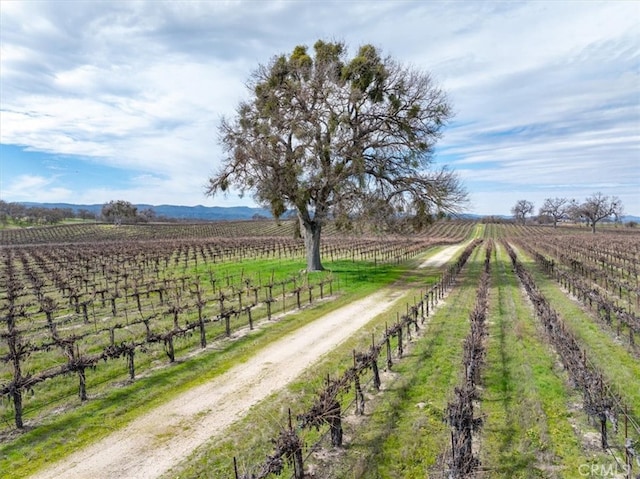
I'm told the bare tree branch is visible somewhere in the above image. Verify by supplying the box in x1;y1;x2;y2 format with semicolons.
207;40;467;270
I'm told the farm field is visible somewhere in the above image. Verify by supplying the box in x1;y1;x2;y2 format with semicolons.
0;220;472;476
186;234;639;479
1;220;639;478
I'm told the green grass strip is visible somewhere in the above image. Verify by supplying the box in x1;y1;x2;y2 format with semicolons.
1;258;407;478
160;251;451;478
479;243;601;478
315;244;486;478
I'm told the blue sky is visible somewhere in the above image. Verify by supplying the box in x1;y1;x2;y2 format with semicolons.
1;0;638;216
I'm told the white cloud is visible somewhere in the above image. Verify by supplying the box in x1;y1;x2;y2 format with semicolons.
2;174;73;202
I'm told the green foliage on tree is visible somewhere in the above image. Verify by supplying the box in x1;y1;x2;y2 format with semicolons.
0;201;73;226
101;200;138;225
207;40;467;270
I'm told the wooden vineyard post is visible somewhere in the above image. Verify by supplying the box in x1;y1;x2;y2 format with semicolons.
6;292;27;427
218;292;226;323
353;351;365;415
12;381;24;429
288;408;304;479
450;430;456;466
295;287;302;309
624;408;633;479
223;312;232;337
192;284;207;348
246;306;253;330
163;333;176;363
78;363;87;401
372;333;381;390
411;303;420;331
266;297;274;320
598;378;607;450
600;410;608;450
329;399;343;447
81;301;89;323
425;291;430;318
110;295;117;317
126;347;135;379
266;282;274;312
385;323;392;369
281;282;286;313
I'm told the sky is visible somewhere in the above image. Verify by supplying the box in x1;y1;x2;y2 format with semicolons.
1;0;639;217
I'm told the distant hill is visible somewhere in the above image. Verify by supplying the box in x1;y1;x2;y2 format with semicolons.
19;202;275;221
16;203;640;223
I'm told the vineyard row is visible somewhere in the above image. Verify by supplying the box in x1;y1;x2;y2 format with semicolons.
445;239;492;477
503;241;639;468
515;235;639;311
1;236;459;431
233;239;482;479
516;240;640;350
0;220;476;246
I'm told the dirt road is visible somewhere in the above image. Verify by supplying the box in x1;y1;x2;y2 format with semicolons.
31;242;466;479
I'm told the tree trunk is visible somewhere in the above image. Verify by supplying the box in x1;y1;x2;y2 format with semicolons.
372;359;381;390
600;412;608;449
198;317;206;348
302;220;323;271
329;400;343;447
164;335;175;362
354;375;365;415
127;349;136;379
12;386;24;429
292;447;304;479
78;367;87;401
224;314;231;337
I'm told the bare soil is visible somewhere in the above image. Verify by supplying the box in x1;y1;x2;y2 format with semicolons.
31;243;465;479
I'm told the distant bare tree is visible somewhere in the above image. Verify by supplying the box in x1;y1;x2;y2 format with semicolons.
511;199;534;225
575;192;623;233
539;197;572;228
137;207;156;223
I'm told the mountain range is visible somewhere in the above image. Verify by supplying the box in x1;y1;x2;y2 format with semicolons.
20;202;275;221
17;202;640;223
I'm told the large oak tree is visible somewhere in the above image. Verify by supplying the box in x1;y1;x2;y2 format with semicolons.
574;192;623;233
101;200;137;225
539;197;571;228
207;40;467;270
